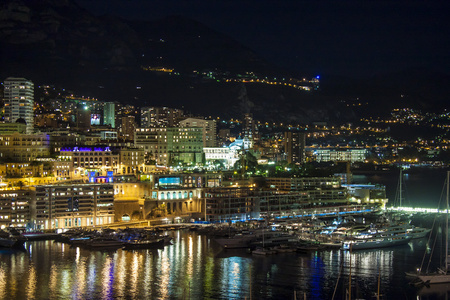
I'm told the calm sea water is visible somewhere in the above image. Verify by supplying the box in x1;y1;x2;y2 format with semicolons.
1;170;449;300
353;168;450;209
0;232;446;300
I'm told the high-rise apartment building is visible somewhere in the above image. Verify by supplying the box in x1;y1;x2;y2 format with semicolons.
135;127;203;166
243;113;258;143
121;115;136;141
140;107;184;128
103;102;115;128
76;104;91;131
179;117;216;147
3;77;34;134
284;131;306;165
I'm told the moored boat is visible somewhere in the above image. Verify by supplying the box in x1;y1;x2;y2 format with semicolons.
342;223;412;251
123;238;165;250
0;230;25;248
252;247;277;255
22;231;59;241
86;237;124;249
0;236;25;248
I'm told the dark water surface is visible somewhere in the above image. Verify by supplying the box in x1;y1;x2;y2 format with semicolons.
1;170;450;299
0;232;445;300
354;168;450;209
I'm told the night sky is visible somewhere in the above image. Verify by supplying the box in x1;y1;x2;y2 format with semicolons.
76;0;450;78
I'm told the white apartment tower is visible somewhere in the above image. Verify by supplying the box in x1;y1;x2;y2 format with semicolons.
3;77;34;134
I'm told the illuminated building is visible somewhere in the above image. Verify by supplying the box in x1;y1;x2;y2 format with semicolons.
114;180;149;222
312;148;367;163
203;137;252;169
35;183;114;229
113;173;221;222
0;122;26;134
243;113;258;143
119;147;145;174
100;131;118;140
134;127;203;166
203;147;235;168
140;106;184;128
103;102;116;128
3;77;34;134
145;173;220;219
203;176;380;222
59;146;119;178
284;131;306;165
49;133;84;153
344;184;388;208
179;117;216;147
0;188;34;229
0;162;45;178
120;115;136;141
0;133;50;161
134;127;158;157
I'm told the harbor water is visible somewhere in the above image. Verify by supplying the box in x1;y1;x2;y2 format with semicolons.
0;231;446;300
353;168;450;209
1;169;450;299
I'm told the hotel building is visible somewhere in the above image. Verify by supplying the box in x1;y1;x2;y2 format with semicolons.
35;183;114;230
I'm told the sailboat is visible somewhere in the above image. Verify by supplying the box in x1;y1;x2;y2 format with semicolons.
252;228;276;255
416;171;450;284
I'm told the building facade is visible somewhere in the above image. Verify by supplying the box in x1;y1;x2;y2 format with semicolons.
35;183;114;229
0;133;50;161
312;148;368;163
3;77;34;134
284;131;306;165
120;115;136;141
179;117;216;147
140;107;184;128
119;148;145;174
0;188;34;229
103;102;116;128
135;127;204;166
59;146;119;178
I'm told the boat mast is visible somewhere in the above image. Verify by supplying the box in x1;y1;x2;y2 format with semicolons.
446;171;449;274
399;168;403;207
348;244;352;300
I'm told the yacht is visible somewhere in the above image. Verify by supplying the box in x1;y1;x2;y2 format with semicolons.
123;238;165;250
342;223;411;250
86;237;124;249
214;229;297;249
0;230;25;248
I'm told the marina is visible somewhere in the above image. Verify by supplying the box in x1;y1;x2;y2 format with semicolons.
1;170;450;299
0;227;442;299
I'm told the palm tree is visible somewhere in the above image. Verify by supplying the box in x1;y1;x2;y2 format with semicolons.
234;151;258;177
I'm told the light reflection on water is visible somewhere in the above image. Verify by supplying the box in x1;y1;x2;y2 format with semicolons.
0;264;6;299
26;263;37;299
0;232;437;299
